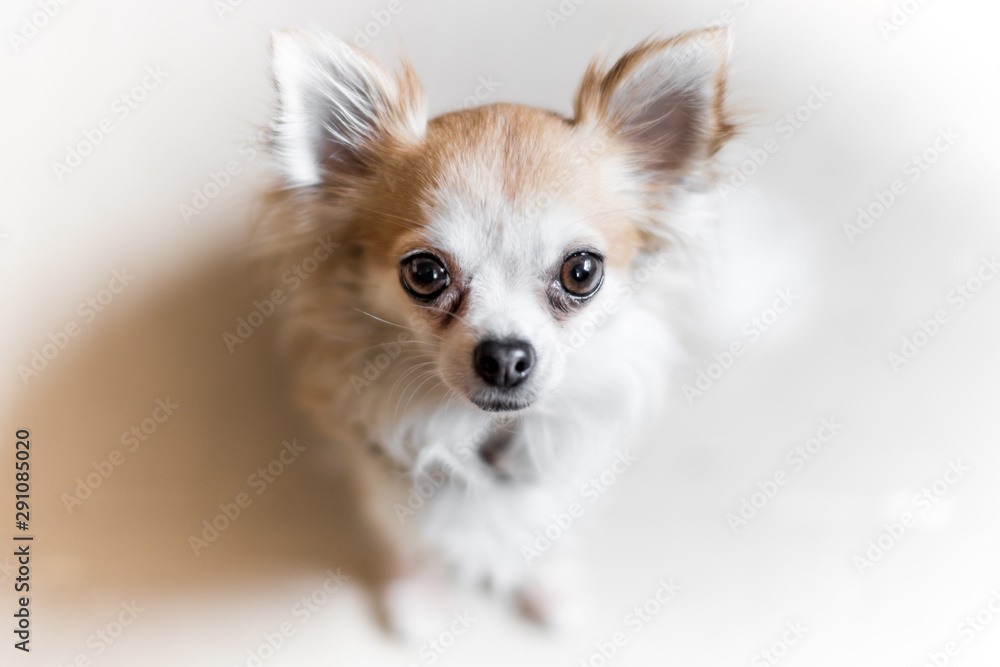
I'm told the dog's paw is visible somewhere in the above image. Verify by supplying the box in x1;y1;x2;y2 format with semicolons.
377;570;450;642
515;561;594;633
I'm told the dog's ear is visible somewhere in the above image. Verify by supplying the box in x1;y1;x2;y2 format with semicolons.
573;29;734;178
269;30;426;189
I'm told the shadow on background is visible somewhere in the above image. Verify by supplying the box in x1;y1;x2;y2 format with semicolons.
6;250;394;602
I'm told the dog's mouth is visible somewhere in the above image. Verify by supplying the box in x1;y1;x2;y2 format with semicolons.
470;393;535;413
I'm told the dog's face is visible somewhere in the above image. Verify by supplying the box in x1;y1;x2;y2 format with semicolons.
369;108;638;413
269;30;732;413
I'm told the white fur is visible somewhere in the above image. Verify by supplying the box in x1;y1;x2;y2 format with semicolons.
270;30;425;187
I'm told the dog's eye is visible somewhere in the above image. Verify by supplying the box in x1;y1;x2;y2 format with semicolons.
560;252;604;298
401;254;450;299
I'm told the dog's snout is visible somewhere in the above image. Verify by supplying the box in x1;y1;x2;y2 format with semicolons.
473;339;535;388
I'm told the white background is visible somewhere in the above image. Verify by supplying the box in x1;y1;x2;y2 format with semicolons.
2;0;1000;665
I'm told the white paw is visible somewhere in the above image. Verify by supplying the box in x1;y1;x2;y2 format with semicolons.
516;560;594;633
379;570;450;642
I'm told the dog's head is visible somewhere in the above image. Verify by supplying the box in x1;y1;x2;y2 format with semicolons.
268;29;733;413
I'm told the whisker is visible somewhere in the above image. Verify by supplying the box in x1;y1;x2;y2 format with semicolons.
432;382;461;416
353;205;427;232
398;371;445;423
351;307;412;330
390;365;440;422
402;376;447;421
336;340;440;369
351;307;444;342
409;301;477;329
387;360;439;404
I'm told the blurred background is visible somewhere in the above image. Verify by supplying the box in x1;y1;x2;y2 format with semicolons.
2;0;1000;665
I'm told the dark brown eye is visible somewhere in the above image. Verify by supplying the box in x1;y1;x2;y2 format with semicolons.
560;252;604;297
401;254;450;299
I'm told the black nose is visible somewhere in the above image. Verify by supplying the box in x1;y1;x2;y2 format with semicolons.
473;339;535;388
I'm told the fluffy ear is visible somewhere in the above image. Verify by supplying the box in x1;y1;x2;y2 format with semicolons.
269;30;427;189
573;28;734;177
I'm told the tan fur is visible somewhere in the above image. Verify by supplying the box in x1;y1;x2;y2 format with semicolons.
574;28;736;157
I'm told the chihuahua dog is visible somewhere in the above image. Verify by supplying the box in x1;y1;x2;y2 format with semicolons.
258;27;734;633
